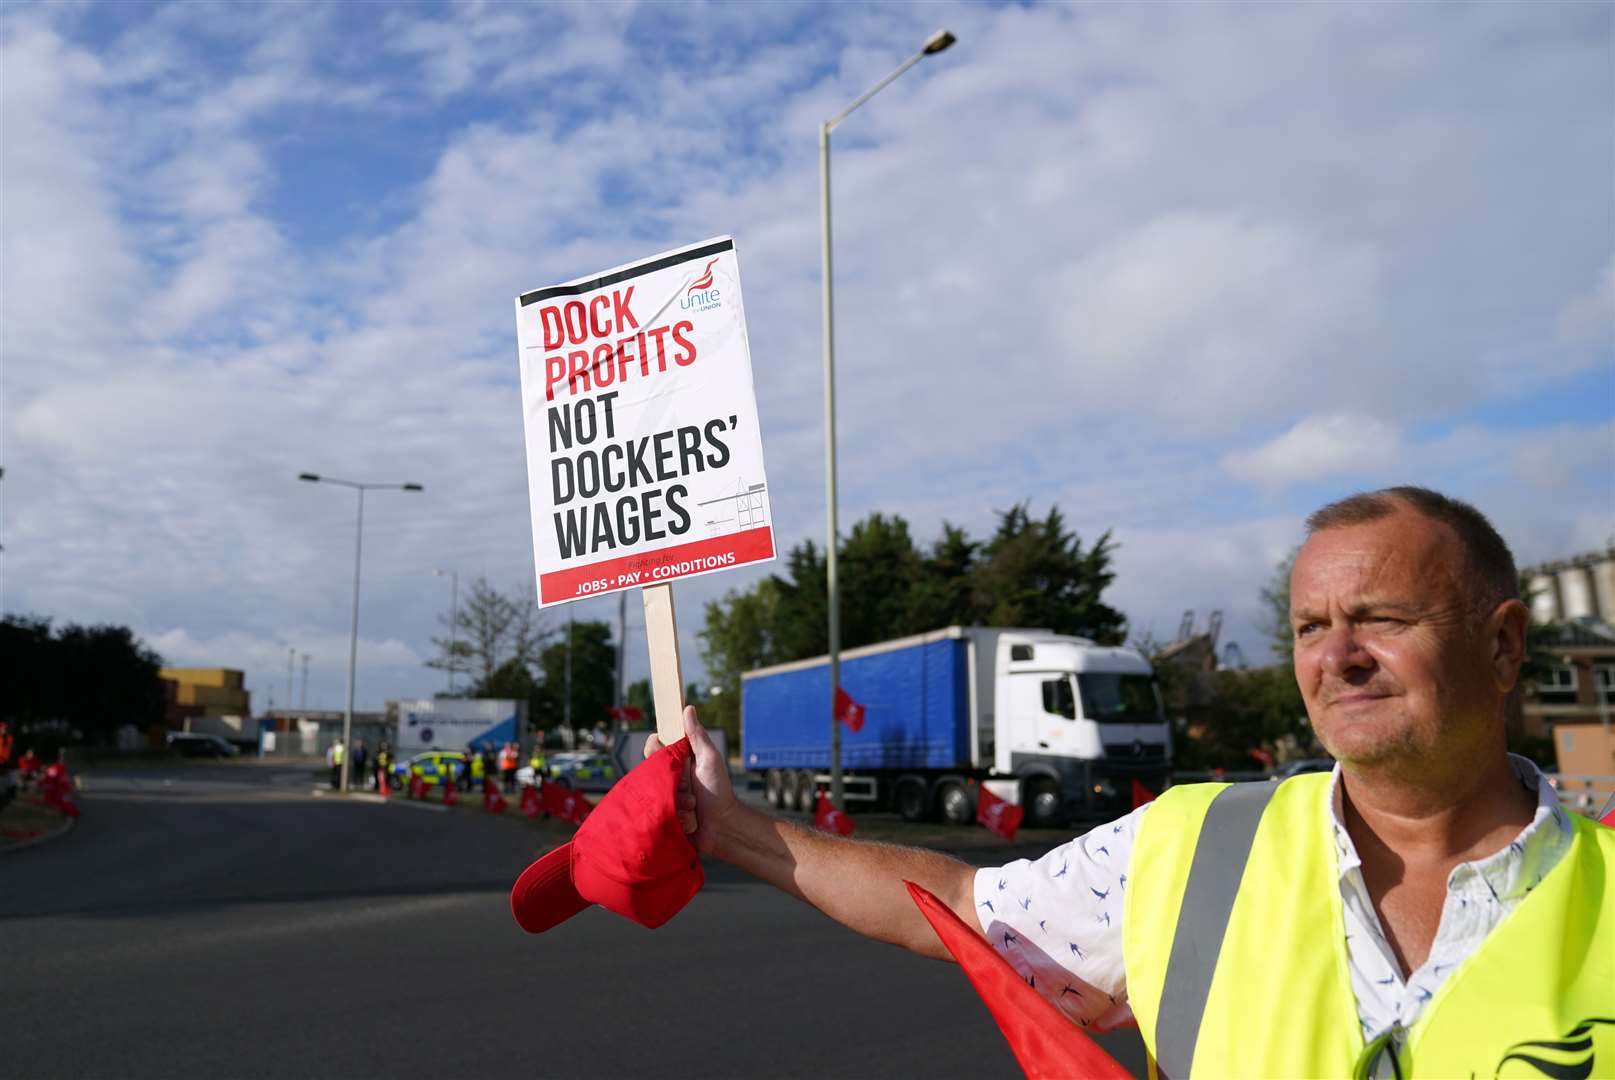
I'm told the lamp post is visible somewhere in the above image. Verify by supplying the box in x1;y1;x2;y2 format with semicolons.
299;473;424;792
433;568;459;693
821;29;956;810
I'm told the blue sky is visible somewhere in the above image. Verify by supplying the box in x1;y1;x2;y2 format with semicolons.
3;1;1611;714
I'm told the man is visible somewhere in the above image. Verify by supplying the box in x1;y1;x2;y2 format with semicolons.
350;739;369;791
326;738;344;790
652;487;1612;1077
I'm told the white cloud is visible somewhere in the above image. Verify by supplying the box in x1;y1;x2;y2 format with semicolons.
1557;256;1614;349
1222;414;1404;488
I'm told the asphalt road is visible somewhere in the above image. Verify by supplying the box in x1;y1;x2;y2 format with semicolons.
2;763;1146;1079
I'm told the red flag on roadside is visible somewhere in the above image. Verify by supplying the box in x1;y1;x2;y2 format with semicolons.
543;783;592;824
906;881;1132;1080
483;779;508;814
1130;778;1157;809
834;687;866;733
977;785;1024;841
814;793;855;837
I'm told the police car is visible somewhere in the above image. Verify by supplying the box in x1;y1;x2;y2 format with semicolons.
391;750;468;788
515;751;620;793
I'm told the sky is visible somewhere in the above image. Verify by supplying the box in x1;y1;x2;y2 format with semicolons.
3;0;1612;716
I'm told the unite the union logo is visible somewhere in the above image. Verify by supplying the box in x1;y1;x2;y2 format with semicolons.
681;258;722;312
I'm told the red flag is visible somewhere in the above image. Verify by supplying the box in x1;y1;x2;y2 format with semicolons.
814;793;855;837
483;780;507;814
1130;778;1157;809
977;785;1024;841
543;783;592;824
834;687;866;733
905;881;1132;1080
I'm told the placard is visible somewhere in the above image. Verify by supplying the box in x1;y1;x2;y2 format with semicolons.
515;237;775;606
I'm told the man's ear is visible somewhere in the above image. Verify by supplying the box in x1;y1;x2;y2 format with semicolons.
1487;598;1530;694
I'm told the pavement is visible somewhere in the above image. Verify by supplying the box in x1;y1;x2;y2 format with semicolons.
1;759;1147;1079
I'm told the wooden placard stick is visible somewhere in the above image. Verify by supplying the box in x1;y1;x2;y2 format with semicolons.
641;582;687;745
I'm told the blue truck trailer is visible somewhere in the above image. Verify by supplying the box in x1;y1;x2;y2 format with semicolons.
741;626;1171;826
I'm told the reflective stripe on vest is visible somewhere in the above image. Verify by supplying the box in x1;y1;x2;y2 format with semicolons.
1124;774;1615;1079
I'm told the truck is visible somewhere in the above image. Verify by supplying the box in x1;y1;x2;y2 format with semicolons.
741;626;1171;827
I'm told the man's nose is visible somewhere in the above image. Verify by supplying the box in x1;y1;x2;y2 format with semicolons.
1318;622;1374;679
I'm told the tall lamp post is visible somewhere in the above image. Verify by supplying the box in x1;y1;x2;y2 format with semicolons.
821;29;956;810
299;473;424;791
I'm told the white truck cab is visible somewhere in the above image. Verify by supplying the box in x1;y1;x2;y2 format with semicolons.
983;630;1171;824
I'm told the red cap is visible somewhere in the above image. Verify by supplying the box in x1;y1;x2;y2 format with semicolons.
510;737;703;933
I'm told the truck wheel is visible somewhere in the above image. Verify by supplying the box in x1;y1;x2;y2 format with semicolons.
764;769;784;808
936;780;975;826
781;769;803;812
796;770;818;813
1023;779;1062;828
894;776;930;823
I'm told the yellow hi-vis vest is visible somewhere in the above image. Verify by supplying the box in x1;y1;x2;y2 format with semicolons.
1124;774;1615;1079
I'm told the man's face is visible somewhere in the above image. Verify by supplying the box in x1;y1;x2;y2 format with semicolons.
1290;510;1507;768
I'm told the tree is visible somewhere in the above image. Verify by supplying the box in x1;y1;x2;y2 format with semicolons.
837;513;924;649
906;523;981;631
533;620;616;739
973;503;1127;643
425;577;548;688
0;616;166;745
1260;546;1301;662
698;579;785;742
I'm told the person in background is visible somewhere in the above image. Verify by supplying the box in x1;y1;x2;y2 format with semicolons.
325;738;344;790
500;741;519;794
351;739;369;791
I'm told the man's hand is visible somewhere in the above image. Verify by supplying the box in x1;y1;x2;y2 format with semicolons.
644;706;735;855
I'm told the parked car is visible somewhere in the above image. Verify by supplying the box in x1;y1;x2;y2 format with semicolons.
390;750;467;788
166;732;240;758
514;751;620;793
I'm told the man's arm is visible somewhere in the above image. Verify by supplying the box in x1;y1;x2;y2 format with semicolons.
650;707;982;962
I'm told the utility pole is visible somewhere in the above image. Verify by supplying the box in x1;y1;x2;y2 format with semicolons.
615;590;627;710
564;608;574;745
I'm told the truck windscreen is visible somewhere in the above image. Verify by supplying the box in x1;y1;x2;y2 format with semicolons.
1078;673;1160;723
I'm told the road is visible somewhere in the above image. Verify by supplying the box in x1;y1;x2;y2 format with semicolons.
2;762;1146;1079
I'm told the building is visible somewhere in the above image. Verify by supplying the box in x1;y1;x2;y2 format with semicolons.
160;667;251;727
1519;549;1615;808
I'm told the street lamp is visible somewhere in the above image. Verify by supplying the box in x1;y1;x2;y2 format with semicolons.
433;568;459;693
821;29;957;810
298;472;424;791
